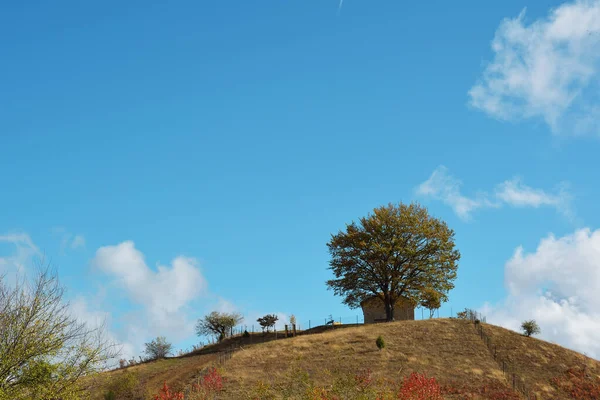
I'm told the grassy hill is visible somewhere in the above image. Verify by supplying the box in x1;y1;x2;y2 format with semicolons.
87;318;600;399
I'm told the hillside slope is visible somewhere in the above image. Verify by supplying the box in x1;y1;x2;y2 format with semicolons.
222;319;514;399
87;353;217;400
88;318;600;399
220;319;600;399
481;322;600;399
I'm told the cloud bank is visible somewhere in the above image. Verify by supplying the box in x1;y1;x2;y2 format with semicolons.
92;241;208;355
469;0;600;135
481;228;600;359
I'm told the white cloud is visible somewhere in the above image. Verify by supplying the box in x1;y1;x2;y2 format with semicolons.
496;178;563;207
92;241;207;341
469;0;600;135
416;166;572;220
481;228;600;359
495;178;573;218
52;227;85;252
71;235;86;249
0;233;39;252
416;166;497;220
69;296;136;363
0;232;40;276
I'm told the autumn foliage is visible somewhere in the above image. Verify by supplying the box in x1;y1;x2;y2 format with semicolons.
191;367;225;399
550;366;600;399
397;372;443;400
153;382;184;400
151;368;522;400
152;368;225;400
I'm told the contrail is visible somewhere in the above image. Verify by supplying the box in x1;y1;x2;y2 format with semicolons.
338;0;343;14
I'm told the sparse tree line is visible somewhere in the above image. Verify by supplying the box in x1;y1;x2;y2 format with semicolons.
0;261;300;398
113;311;291;369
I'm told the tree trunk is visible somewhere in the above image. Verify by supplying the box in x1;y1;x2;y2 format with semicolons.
384;294;395;321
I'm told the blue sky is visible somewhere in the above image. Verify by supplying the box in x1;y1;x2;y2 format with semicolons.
2;0;600;361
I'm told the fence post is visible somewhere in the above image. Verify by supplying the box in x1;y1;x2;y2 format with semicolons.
293;323;296;336
285;324;289;337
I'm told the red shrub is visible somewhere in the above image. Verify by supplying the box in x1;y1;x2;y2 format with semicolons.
550;366;600;399
153;381;184;400
397;372;443;400
191;367;225;399
200;367;224;392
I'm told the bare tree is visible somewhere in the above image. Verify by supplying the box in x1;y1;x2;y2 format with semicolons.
0;262;120;400
144;336;172;360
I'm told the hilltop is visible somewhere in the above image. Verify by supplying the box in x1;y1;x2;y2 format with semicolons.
87;318;600;399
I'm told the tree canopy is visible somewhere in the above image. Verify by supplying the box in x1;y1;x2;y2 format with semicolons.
326;202;460;321
195;311;243;342
0;264;120;400
420;287;445;318
257;314;278;333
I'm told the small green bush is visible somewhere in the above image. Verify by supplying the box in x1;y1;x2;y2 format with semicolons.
376;335;385;350
103;390;116;400
243;330;250;338
521;320;541;337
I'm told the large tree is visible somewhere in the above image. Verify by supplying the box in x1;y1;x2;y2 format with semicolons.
0;263;120;400
326;202;460;321
195;311;243;342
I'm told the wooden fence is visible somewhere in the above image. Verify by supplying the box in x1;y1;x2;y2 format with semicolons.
467;312;539;400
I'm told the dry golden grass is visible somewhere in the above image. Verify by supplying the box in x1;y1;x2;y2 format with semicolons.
86;353;216;399
221;319;516;399
481;322;600;399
